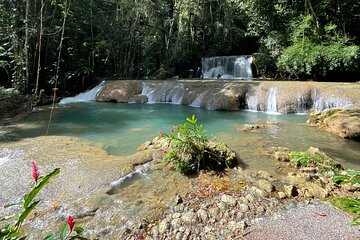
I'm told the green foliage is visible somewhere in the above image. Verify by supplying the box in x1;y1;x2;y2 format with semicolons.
331;197;360;226
289;151;323;168
162;115;237;174
0;168;60;239
331;169;360;190
163;115;208;174
277;15;360;79
0;166;89;240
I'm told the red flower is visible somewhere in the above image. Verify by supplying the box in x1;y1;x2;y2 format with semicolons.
170;126;174;134
159;130;163;137
31;161;39;184
68;215;75;232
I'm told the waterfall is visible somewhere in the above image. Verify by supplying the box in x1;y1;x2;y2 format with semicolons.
295;95;307;113
190;91;208;108
312;89;353;112
141;82;184;104
267;88;278;113
202;55;253;80
59;81;105;104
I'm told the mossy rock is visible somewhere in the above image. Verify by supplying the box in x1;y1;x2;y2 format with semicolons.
307;109;360;139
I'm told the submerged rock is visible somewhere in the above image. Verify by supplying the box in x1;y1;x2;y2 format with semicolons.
307;109;360;139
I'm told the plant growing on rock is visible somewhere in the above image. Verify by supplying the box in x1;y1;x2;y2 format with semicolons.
289;149;342;173
161;115;237;174
331;169;360;190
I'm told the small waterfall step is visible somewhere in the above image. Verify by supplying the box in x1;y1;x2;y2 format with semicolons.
59;81;105;104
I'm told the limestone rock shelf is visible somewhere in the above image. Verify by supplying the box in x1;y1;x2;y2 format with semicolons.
96;80;360;113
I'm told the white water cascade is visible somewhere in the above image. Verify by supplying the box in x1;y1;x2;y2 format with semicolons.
141;82;184;104
312;89;353;112
59;81;105;104
109;162;150;189
266;88;278;113
202;55;253;79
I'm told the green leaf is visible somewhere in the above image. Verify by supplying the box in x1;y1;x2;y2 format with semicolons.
74;226;84;234
43;232;55;240
15;200;40;230
24;168;60;209
331;175;350;182
60;223;69;240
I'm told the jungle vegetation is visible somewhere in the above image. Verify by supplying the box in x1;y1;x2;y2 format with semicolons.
0;0;359;96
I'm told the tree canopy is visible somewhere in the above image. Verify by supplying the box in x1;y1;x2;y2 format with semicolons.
0;0;359;95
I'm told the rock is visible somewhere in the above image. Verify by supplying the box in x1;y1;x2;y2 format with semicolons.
0;95;34;118
268;146;289;154
181;211;198;225
208;207;220;218
174;195;183;205
158;220;170;234
272;151;290;162
307;109;360;139
171;218;182;229
220;194;237;207
239;203;249;212
239;122;280;131
197;209;209;222
257;170;273;180
284;185;298;197
245;194;256;204
277;191;287;199
128;94;148;103
257;179;275;193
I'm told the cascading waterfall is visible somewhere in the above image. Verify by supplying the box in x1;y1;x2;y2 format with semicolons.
312;89;353;112
141;82;184;104
295;95;307;113
202;55;253;79
60;81;105;104
267;88;278;113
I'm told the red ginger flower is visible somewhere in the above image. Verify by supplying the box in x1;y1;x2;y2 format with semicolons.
159;130;163;137
170;126;174;134
31;161;39;184
68;215;75;233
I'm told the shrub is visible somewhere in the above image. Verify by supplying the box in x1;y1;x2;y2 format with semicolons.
162;115;237;174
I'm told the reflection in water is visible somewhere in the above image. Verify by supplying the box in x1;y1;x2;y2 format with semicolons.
4;102;360;171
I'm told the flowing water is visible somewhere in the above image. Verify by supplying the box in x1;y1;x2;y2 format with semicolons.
202;55;253;79
4;102;360;171
1;101;359;236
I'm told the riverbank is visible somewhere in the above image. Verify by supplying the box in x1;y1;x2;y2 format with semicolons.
1;134;359;239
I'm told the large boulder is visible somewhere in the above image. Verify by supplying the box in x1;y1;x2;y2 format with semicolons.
307;109;360;139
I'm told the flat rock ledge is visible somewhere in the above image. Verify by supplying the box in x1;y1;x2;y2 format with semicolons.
307;109;360;139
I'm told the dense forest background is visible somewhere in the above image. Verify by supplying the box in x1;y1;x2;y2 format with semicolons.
0;0;359;96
